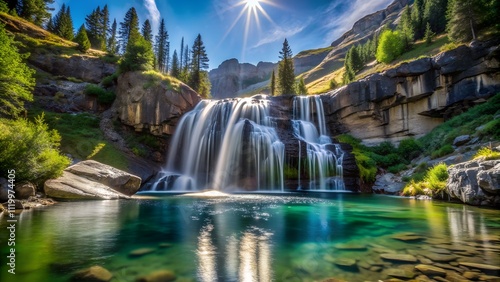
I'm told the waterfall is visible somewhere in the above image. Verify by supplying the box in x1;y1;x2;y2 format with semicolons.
292;96;345;191
146;94;345;192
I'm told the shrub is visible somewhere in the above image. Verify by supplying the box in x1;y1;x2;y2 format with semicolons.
372;141;396;155
388;163;407;174
101;73;118;88
0;115;70;184
474;147;500;160
478;119;500;139
431;144;454;159
398;138;422;160
440;42;459;52
85;84;116;104
376;29;405;63
402;180;425;196
424;163;448;193
74;24;90;52
337;134;377;183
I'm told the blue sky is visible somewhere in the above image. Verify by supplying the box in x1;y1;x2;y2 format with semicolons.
52;0;393;69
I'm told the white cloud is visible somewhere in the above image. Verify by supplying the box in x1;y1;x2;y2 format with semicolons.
144;0;161;31
251;25;306;49
320;0;394;44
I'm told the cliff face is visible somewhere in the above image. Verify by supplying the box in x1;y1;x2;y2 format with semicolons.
209;59;275;98
321;41;500;145
114;72;201;136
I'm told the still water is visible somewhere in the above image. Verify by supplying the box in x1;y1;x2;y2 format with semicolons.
1;193;499;281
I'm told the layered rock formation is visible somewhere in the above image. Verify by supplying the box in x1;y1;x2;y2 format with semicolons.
114;71;201;136
446;159;500;206
209;59;275;98
321;41;500;144
44;160;141;200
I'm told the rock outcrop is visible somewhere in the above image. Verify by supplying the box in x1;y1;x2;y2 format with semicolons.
209;59;275;98
44;160;141;200
30;54;116;84
114;71;201;136
321;41;500;144
446;159;500;207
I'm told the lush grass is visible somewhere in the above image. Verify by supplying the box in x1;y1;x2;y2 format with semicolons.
420;93;500;155
142;70;181;91
402;163;448;196
474;147;500;160
431;144;455;159
101;72;119;88
296;46;333;58
28;109;128;170
85;84;116;104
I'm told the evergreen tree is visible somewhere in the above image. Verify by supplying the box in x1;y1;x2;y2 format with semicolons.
119;7;140;53
180;44;190;83
446;0;489;42
411;0;425;39
399;5;414;50
270;70;276;96
100;4;109;48
424;0;449;34
5;0;21;14
142;19;153;44
120;35;154;72
20;0;53;26
85;6;105;50
424;22;435;45
0;1;8;13
189;34;210;96
0;23;35;117
154;19;169;73
296;78;307;95
107;19;119;55
342;46;363;84
74;24;90;52
180;37;184;69
171;49;180;78
45;15;54;32
58;5;73;40
277;38;296;95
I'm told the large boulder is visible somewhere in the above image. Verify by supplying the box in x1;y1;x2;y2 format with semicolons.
114;71;201;136
446;159;500;207
14;182;36;199
44;160;141;200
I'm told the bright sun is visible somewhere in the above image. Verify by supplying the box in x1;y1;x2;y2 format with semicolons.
246;0;260;8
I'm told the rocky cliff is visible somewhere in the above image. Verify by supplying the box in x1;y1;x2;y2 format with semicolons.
114;71;201;136
321;40;500;145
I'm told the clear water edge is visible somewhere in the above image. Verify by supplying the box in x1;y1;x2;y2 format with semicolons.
1;194;499;282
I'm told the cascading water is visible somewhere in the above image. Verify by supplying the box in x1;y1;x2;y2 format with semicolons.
146;94;346;192
149;96;284;192
292;96;345;191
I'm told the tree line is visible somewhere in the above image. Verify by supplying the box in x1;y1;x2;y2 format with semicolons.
342;0;499;84
0;0;211;97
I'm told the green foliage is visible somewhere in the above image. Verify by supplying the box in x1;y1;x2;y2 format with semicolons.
119;7;140;52
124;131;161;157
376;29;404;63
101;53;120;64
19;0;53;26
388;163;407;174
424;22;435;45
343;45;363;84
402;163;448;196
329;79;337;90
478;119;500;139
431;144;454;159
85;5;109;50
28;109;128;170
74;24;90;52
189;34;210;96
283;164;298;179
52;3;74;40
446;0;493;42
0;1;8;12
398;138;422;160
101;72;118;88
120;35;154;72
84;84;116;104
277;38;296;95
107;19;119;55
0;114;70;184
141;19;153;44
440;42;459;52
154;18;169;73
270;70;276;96
420;93;500;155
423;0;448;34
296;78;307;95
0;23;35;117
398;5;414;50
474;147;500;160
337;134;377;183
170;49;180;78
142;70;182;92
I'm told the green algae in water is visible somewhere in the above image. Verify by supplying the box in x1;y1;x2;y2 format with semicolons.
1;194;499;282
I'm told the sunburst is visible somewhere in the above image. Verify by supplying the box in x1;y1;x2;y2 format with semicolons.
219;0;278;59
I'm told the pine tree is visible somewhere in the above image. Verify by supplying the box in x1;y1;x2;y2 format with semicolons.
107;19;119;55
0;23;35;117
45;15;54;32
52;4;73;40
85;6;106;50
399;5;414;50
277;38;296;95
154;18;169;73
180;44;190;83
99;4;109;49
180;37;184;69
189;34;210;96
296;78;307;95
119;7;140;53
74;24;90;52
424;22;435;45
342;45;363;84
424;0;449;35
142;20;153;44
411;0;425;39
120;35;154;72
270;70;276;96
171;50;180;78
446;0;488;42
20;0;53;26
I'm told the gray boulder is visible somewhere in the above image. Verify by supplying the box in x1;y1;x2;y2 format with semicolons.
453;135;471;147
44;160;141;200
372;173;405;195
446;159;500;206
15;182;36;199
